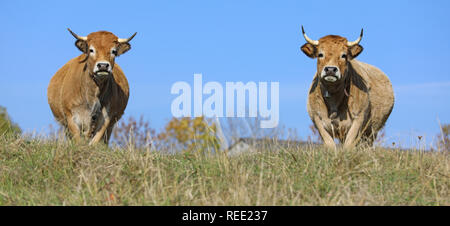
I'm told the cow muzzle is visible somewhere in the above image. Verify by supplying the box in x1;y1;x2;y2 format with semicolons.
93;61;112;78
320;66;341;83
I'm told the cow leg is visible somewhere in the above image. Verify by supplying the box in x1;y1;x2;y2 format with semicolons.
89;119;110;145
89;108;111;145
343;117;364;149
361;127;377;147
365;134;376;147
66;115;81;142
313;116;336;149
103;123;115;144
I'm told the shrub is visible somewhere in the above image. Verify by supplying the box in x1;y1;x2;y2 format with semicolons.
158;116;220;153
112;116;220;153
0;106;21;136
112;115;156;148
437;124;449;152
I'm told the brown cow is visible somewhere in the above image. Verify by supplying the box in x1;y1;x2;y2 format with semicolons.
47;29;136;145
300;26;394;149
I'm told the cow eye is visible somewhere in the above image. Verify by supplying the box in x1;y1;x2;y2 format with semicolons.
341;54;347;59
112;50;117;55
89;49;94;53
318;53;324;58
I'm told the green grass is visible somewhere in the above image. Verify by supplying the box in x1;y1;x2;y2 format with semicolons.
0;135;448;205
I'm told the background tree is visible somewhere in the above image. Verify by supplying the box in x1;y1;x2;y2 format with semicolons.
158;116;220;153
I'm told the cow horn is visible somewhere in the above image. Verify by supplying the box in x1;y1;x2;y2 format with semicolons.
347;29;363;46
67;28;87;41
118;32;137;43
301;26;319;46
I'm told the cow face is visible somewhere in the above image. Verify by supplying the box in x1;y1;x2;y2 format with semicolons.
301;27;363;84
68;29;136;80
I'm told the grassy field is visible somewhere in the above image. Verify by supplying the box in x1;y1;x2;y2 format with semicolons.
0;135;448;206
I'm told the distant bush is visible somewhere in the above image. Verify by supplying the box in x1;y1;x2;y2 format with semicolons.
112;116;220;153
308;124;323;143
158;116;220;153
437;124;449;152
220;117;289;143
112;115;156;148
0;106;21;136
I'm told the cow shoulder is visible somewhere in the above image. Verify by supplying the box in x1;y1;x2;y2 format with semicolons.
347;60;371;118
48;56;85;119
307;75;328;119
109;64;130;118
112;64;130;98
60;56;90;111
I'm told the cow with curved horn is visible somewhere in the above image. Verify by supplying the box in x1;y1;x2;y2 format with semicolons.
300;26;394;149
48;29;137;145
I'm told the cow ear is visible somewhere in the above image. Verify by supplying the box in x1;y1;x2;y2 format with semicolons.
75;39;88;53
349;44;363;59
301;43;317;58
117;43;131;56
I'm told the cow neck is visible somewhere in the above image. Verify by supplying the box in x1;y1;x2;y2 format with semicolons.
88;70;113;107
319;71;350;119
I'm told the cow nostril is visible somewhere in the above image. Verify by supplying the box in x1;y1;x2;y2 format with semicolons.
97;63;109;70
325;67;338;74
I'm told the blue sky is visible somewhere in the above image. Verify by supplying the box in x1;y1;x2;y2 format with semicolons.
1;0;449;147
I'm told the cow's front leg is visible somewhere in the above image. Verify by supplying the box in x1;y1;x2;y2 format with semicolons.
313;115;336;149
66;113;81;142
343;116;364;149
89;108;111;145
103;122;116;144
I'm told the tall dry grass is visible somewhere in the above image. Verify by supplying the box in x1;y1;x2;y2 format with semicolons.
0;132;448;206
